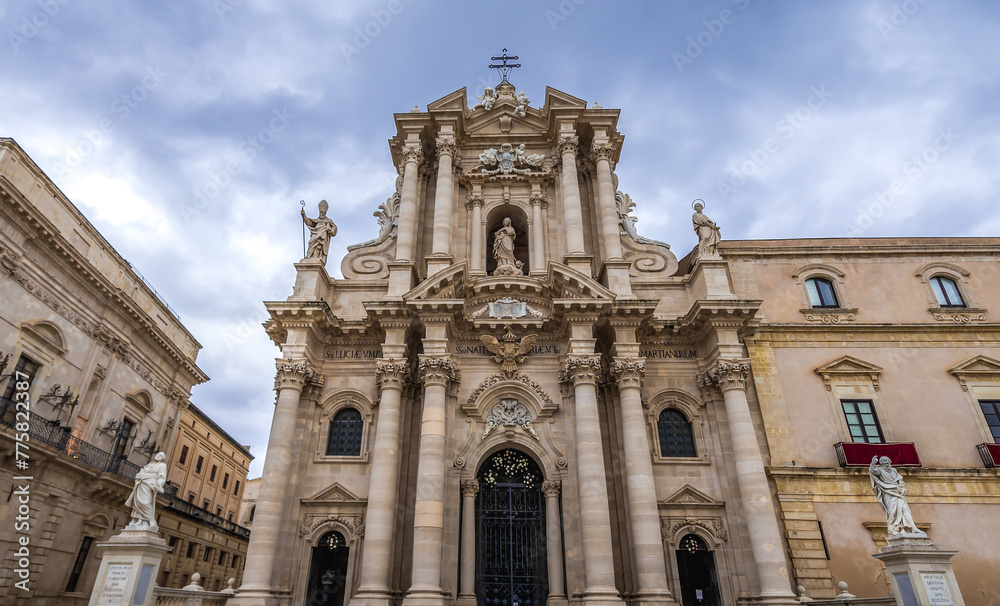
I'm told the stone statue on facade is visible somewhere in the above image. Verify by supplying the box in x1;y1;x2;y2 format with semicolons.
125;451;167;530
692;200;721;257
492;217;523;276
301;200;338;263
869;456;923;536
474;86;496;111
513;91;530;117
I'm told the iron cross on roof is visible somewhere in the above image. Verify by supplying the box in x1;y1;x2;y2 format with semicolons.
489;48;520;83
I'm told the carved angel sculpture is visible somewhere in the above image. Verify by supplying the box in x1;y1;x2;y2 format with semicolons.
480;326;539;375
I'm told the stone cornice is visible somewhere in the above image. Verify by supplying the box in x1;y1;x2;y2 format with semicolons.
701;358;751;393
274;360;318;392
651;299;761;340
375;359;409;391
559;354;602;386
418;355;459;386
720;238;1000;258
610;357;645;390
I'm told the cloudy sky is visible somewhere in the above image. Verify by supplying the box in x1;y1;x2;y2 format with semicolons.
3;1;998;477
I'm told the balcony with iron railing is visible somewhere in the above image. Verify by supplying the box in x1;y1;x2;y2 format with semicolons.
0;401;141;481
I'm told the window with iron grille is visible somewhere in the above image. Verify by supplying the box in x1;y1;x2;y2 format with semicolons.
658;408;697;458
841;400;885;443
111;418;134;458
980;400;1000;442
326;408;364;456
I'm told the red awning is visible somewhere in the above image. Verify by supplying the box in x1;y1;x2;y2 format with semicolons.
835;442;921;467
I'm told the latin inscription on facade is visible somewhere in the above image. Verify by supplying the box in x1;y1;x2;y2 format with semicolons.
98;563;132;605
639;348;698;359
456;344;560;355
326;348;383;359
921;574;954;606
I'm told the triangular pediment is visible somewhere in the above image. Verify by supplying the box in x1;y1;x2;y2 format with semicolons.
405;262;468;302
426;88;468;112
465;107;547;137
303;482;365;504
548;262;615;301
814;355;883;390
543;86;587;110
661;484;723;508
949;355;1000;391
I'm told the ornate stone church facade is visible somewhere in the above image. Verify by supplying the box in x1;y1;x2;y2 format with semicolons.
234;78;1000;606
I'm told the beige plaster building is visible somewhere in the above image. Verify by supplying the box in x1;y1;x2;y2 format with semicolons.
0;138;208;603
239;477;262;528
156;402;253;590
234;78;1000;606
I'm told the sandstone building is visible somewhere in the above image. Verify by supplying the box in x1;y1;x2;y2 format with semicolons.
0;138;249;603
235;77;1000;606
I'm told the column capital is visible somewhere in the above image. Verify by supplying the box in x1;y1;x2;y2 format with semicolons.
376;359;410;391
541;480;561;498
529;194;548;208
401;145;424;165
558;354;602;386
460;479;480;497
590;143;615;163
610;357;645;390
702;358;752;393
274;360;317;392
466;194;484;209
557;135;579;156
418;354;459;387
435;137;457;157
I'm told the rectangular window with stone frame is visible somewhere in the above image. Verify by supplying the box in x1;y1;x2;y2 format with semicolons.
980;400;1000;441
841;400;885;443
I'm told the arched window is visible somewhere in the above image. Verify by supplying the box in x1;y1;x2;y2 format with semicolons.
805;277;839;308
326;408;363;456
930;276;966;307
658;409;697;458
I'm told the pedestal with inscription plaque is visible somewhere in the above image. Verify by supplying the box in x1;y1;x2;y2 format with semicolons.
88;528;171;606
872;534;965;606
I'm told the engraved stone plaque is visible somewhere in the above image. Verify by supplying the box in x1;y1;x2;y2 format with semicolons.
921;573;955;606
98;563;132;605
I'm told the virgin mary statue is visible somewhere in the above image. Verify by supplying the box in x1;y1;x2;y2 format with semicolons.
492;217;523;276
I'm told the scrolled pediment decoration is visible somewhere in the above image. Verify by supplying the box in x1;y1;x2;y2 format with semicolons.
341;192;400;280
660;516;728;543
299;513;365;539
616;191;678;277
482;398;538;440
466;372;555;415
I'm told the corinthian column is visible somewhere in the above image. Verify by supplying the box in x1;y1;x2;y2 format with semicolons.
233;360;315;605
559;355;624;606
702;359;796;603
591;144;623;261
428;138;456;275
350;360;410;606
542;480;568;606
530;195;547;274
404;355;459;606
457;480;479;606
395;145;424;263
610;358;676;606
467;196;484;275
558;136;586;257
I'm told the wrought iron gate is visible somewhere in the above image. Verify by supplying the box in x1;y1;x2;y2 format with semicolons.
476;449;548;606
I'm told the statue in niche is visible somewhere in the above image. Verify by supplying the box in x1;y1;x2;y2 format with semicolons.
474;86;496;111
691;200;721;257
492;217;523;276
302;199;338;263
125;451;167;530
869;456;923;536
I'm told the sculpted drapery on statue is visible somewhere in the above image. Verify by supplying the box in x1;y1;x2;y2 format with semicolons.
492;217;524;276
302;199;338;263
125;451;167;530
692;201;721;257
870;456;923;536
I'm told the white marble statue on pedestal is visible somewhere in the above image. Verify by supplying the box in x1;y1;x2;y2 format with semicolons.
125;451;167;530
869;456;923;536
301;199;338;263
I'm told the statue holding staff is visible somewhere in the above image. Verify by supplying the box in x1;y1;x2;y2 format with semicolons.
301;200;338;264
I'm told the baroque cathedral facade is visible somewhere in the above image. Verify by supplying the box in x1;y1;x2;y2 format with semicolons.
233;77;1000;606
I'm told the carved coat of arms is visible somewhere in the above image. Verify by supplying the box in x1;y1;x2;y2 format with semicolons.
480;325;538;376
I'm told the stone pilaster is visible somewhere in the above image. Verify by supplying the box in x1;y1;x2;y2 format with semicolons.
559;355;624;606
702;359;797;604
467;196;485;276
610;358;676;606
404;355;459;606
350;360;410;606
542;480;569;606
233;360;316;606
457;480;480;606
427;138;457;276
558;136;587;258
530;194;548;275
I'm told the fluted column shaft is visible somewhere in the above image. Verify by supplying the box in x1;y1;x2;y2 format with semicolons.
558;136;586;256
237;361;314;596
458;480;479;601
404;355;458;606
542;481;567;604
530;197;547;274
469;197;484;274
395;146;423;262
611;359;675;606
705;360;796;600
431;139;455;257
351;361;410;606
560;355;624;606
592;145;623;261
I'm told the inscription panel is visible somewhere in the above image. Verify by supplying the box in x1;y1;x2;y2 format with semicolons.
98;563;132;606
